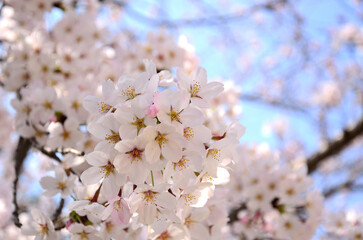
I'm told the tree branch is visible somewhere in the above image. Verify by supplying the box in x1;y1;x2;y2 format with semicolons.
12;137;32;228
228;202;247;223
241;94;309;113
121;0;287;28
52;198;65;223
307;117;363;174
324;180;363;198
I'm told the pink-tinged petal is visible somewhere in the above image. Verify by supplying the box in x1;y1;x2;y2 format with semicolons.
85;151;109;167
30;208;47;224
139;126;158;142
101;204;114;221
156;192;176;209
82;96;100;113
80;166;104;185
187;152;203;172
102;173;120;199
191;207;210;222
102;80;116;99
147;74;159;93
54;167;66;180
40;176;57;189
47;135;63;149
64;118;79;130
138;203;157;225
87;121;107;139
193;125;212;143
157;111;172;126
192;67;208;86
180;107;204;126
43;189;60;197
189;222;210;239
21;226;38;236
206;158;219;178
145;104;158;118
114;154;132;174
177;68;191;90
114;139;134;153
114;106;134;123
115;199;131;225
134;72;149;92
190;97;209;108
199;82;224;99
119;124;137;140
128;162;148;185
163;140;182;162
145;141;161;164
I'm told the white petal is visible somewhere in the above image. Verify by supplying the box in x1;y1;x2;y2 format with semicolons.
80;167;104;185
40;176;57;189
145;141;161;164
85;151;109;167
114;154;132;174
156;192;176;210
163;140;182;162
82;96;100;113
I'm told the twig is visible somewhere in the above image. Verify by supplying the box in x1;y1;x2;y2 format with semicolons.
52;198;65;223
12;137;32;228
307;117;363;174
241;94;309;113
120;0;287;28
228;202;247;223
324;181;363;198
32;143;78;176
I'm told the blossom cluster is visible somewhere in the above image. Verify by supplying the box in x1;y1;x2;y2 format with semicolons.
324;211;363;240
22;61;243;239
1;0;193;154
0;1;330;240
228;144;323;240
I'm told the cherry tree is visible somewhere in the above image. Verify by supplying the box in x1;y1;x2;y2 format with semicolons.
0;0;362;240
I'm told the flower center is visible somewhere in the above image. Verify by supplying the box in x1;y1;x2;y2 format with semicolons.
39;224;49;235
126;148;144;163
101;162;115;177
98;102;112;113
157;231;171;240
167;106;182;123
130;117;146;135
62;130;70;140
142;190;156;204
183;194;196;206
183;127;194;141
122;86;140;100
207;148;221;161
174;158;190;171
190;82;201;97
155;133;167;147
105;131;121;144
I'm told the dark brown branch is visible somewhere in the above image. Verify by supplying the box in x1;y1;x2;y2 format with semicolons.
241;94;309;113
228;202;247;223
36;146;62;162
324;181;363;198
121;0;287;28
307;117;363;174
324;181;353;198
33;145;79;177
52;198;65;223
12;137;32;228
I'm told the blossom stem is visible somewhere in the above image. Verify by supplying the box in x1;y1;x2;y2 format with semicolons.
91;183;102;202
150;170;154;187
